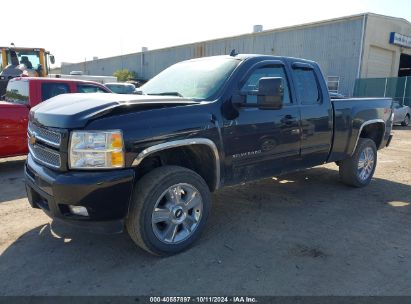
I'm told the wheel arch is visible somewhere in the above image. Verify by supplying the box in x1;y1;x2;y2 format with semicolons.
132;138;220;191
351;119;385;155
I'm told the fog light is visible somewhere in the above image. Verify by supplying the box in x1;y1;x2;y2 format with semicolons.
68;205;89;217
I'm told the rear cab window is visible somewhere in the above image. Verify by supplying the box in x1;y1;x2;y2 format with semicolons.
293;67;321;105
5;80;29;105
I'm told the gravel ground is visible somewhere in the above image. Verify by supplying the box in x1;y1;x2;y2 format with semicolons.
0;127;410;296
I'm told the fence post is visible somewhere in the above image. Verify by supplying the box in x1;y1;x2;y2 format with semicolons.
383;78;388;97
403;77;408;105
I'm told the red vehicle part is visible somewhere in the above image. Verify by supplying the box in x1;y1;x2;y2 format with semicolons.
0;77;111;158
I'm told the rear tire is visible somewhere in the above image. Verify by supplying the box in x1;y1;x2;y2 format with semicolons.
401;114;410;127
126;166;211;256
339;138;377;187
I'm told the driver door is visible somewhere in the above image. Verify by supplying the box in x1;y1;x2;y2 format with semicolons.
222;61;302;184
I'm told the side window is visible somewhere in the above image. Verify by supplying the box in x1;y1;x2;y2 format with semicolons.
41;83;70;101
77;84;107;93
240;66;291;105
293;68;321;105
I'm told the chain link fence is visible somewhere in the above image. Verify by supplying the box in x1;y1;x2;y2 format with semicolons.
353;76;410;106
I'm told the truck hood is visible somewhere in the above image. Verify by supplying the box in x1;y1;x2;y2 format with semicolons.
30;93;199;128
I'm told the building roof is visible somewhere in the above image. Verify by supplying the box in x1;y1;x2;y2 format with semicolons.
67;13;411;66
156;12;410;51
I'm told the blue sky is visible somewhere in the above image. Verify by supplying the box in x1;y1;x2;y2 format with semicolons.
2;0;410;67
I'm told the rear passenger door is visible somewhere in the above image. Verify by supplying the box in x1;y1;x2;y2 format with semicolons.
291;62;333;166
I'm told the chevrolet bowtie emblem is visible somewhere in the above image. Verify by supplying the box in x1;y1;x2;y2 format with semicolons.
29;133;37;145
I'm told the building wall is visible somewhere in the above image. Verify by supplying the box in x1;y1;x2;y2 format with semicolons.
50;66;61;74
361;14;411;78
197;16;364;97
62;15;365;96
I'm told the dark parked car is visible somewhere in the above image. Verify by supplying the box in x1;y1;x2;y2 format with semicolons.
25;54;393;255
392;101;410;126
105;82;136;94
127;79;147;88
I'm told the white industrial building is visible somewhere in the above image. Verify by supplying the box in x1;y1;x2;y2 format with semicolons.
62;13;411;97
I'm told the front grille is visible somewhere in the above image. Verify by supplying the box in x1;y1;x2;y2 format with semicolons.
28;122;61;147
29;143;61;169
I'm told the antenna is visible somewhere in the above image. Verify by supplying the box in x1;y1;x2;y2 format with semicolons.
229;49;238;57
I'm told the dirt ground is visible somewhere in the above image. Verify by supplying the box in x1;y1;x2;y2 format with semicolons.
0;127;410;296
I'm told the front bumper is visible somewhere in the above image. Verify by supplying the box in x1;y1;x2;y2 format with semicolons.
25;154;135;233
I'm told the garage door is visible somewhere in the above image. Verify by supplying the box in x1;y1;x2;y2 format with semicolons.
366;46;394;78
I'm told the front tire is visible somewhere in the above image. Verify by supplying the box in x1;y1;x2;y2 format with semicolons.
339;138;377;187
126;166;211;256
401;114;410;127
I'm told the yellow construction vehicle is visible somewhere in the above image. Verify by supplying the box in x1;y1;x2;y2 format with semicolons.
0;46;55;96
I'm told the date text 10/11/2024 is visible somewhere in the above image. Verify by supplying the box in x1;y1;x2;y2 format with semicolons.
149;296;258;303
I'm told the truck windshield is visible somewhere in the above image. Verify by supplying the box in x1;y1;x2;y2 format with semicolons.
140;57;240;100
1;50;41;70
15;50;41;70
5;80;29;105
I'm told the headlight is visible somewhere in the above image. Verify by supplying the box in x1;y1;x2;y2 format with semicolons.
69;130;125;169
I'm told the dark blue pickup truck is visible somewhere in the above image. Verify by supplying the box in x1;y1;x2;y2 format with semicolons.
25;54;393;255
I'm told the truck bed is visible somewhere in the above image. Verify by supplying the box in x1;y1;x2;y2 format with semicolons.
329;97;393;162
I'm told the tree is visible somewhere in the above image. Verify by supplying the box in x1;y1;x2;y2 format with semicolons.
113;69;137;82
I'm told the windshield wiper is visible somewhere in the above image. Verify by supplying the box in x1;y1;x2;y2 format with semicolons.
147;92;184;97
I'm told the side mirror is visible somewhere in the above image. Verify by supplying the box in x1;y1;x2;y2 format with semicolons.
257;77;284;110
50;55;55;65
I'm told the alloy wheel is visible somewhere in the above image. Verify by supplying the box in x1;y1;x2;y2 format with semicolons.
357;147;375;181
151;183;203;244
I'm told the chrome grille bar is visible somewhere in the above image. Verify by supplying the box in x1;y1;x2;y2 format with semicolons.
28;122;61;148
28;143;61;169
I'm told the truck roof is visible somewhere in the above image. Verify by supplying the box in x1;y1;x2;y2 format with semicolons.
239;53;316;62
185;54;318;65
9;77;108;86
0;47;47;51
